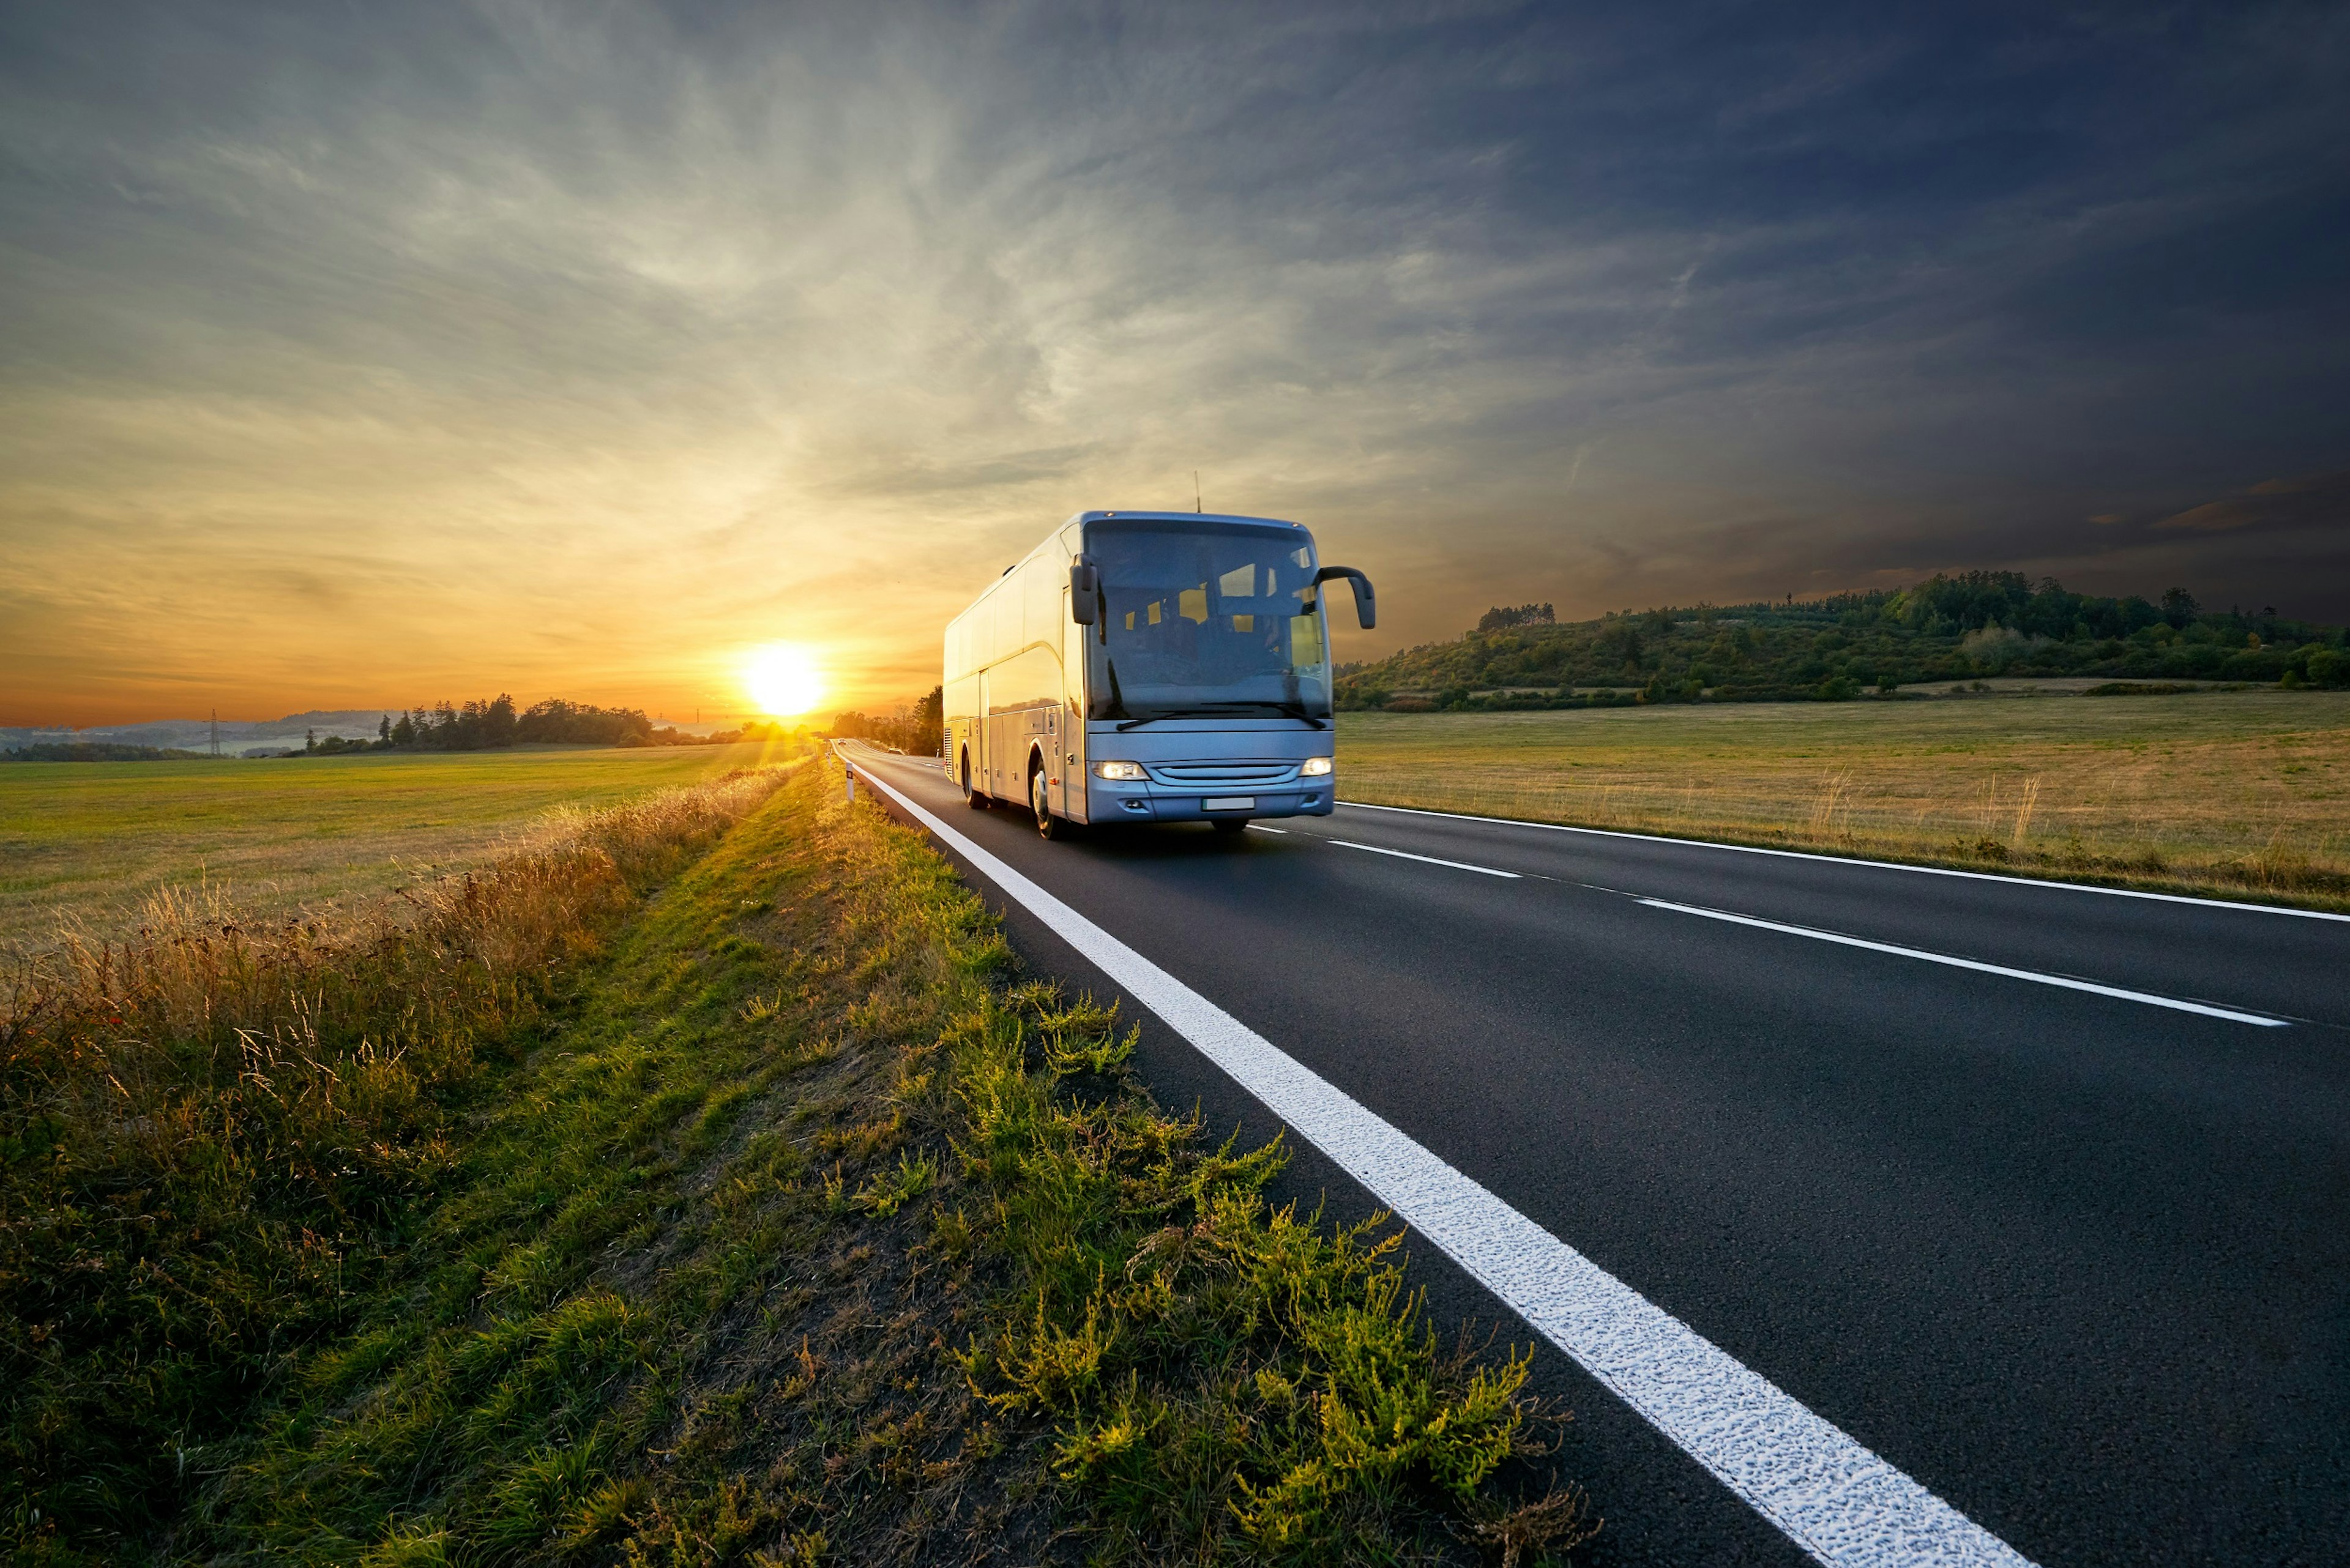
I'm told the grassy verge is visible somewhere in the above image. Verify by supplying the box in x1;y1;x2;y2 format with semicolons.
1;767;792;1561
1335;696;2350;908
9;756;1589;1565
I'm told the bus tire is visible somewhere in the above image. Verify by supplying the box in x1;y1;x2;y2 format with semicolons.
1031;763;1070;840
962;753;988;809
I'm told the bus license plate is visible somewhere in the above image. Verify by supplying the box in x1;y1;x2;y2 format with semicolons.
1202;797;1256;812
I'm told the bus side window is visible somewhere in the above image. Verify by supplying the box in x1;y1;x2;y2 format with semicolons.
1291;611;1322;668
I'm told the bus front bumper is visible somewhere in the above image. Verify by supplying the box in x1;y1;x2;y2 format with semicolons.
1083;782;1335;824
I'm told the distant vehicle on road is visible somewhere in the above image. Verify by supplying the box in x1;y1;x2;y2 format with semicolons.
943;510;1375;838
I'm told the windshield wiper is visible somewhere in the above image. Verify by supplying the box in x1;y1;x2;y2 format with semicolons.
1262;701;1330;731
1187;701;1329;730
1116;702;1329;732
1116;707;1229;731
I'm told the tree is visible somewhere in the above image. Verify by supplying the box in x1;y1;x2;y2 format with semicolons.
1602;624;1643;673
483;693;517;747
515;698;653;747
912;685;944;756
1477;603;1555;633
2160;587;2200;628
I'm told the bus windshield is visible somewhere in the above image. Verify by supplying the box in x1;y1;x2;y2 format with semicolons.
1085;525;1332;722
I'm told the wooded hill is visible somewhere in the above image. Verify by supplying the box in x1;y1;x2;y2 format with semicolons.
1332;571;2350;710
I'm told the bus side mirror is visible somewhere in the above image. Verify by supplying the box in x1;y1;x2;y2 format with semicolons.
1314;566;1376;629
1070;560;1100;624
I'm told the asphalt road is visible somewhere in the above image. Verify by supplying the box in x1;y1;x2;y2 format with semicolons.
843;745;2350;1567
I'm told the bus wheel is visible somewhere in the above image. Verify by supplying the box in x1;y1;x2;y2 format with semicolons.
1031;768;1067;840
962;754;988;809
1212;818;1247;835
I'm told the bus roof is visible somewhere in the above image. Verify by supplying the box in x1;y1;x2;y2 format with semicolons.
1067;510;1305;529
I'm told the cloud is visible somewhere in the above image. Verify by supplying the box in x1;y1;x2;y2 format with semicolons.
1;1;2347;722
2154;471;2350;532
833;446;1101;499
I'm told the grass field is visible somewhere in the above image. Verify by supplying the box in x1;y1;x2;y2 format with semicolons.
6;756;1578;1566
1335;691;2350;907
0;742;802;951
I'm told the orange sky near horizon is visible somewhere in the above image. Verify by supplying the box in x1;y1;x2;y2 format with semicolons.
7;7;2346;730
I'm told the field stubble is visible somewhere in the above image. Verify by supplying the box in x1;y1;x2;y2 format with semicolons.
0;742;800;953
1335;693;2350;907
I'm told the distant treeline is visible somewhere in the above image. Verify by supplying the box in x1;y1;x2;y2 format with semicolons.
6;698;813;763
307;696;803;755
827;686;944;756
1337;571;2350;709
1;742;209;763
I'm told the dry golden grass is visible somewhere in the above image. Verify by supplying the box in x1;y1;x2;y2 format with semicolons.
2;763;794;1263
1335;690;2350;906
9;756;1570;1566
0;741;803;953
1;764;795;1551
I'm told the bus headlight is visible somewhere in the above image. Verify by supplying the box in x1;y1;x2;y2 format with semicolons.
1300;756;1334;776
1092;760;1147;780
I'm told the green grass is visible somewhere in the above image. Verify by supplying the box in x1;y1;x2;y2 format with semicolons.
1334;692;2350;907
2;769;790;1564
8;757;1589;1566
0;743;802;952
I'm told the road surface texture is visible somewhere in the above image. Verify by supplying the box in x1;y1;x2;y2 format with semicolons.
840;745;2348;1567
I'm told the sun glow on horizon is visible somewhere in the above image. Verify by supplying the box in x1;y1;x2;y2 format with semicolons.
744;644;826;717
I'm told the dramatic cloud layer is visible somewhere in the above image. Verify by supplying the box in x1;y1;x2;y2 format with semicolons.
3;1;2346;721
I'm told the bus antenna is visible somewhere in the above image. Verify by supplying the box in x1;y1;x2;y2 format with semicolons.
1194;471;1202;513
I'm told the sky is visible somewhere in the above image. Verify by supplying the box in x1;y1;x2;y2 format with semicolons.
3;1;2347;725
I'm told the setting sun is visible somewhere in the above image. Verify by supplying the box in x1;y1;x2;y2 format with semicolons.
744;644;825;717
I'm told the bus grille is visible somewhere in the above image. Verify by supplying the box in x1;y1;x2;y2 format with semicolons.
1145;761;1299;788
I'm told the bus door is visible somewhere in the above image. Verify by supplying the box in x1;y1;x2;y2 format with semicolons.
974;671;991;794
1060;585;1086;816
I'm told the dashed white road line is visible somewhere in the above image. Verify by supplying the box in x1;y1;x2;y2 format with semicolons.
1345;799;2350;922
1639;898;2290;1026
1327;838;1522;878
1244;823;1288;834
841;748;2034;1568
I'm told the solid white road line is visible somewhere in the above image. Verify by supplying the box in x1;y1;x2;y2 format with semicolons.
1639;898;2289;1026
844;752;2034;1568
1345;799;2350;922
1327;839;1522;878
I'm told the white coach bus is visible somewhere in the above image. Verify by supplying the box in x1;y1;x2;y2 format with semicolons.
942;510;1375;838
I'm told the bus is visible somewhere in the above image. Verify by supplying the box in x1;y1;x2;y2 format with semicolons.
942;510;1375;838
